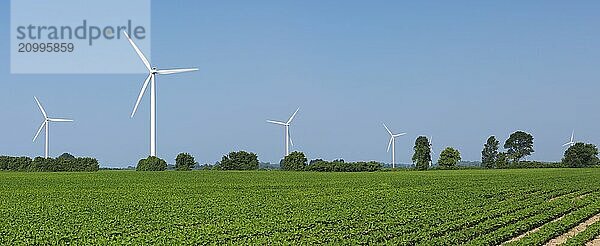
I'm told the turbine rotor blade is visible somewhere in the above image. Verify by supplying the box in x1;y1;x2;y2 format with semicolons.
383;123;392;136
34;96;47;118
48;118;73;122
131;74;152;118
33;121;46;142
123;31;151;71
393;133;406;137
157;68;199;75
287;107;300;124
288;131;294;147
387;137;393;152
267;120;287;126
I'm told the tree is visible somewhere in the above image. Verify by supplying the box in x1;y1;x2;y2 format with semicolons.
504;131;534;162
481;136;499;168
175;153;196;171
220;151;259;170
562;143;599;168
136;156;167;171
281;151;307;171
412;136;431;170
496;152;510;169
438;147;461;169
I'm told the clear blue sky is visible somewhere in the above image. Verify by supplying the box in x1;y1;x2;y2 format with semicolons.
1;1;599;167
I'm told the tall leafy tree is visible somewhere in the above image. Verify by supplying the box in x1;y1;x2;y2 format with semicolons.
175;153;196;171
496;152;510;169
221;151;259;170
481;136;499;168
562;143;599;168
281;151;307;171
504;131;534;162
438;147;461;169
412;136;431;170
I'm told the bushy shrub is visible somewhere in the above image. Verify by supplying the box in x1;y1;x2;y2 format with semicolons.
136;156;167;171
220;151;259;170
175;153;196;171
305;160;382;172
281;151;307;171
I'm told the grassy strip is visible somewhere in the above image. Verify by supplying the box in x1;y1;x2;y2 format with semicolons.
562;220;600;246
506;198;600;246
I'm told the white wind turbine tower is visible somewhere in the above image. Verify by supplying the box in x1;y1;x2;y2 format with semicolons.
429;136;435;167
383;123;406;168
32;97;73;158
123;31;198;157
563;130;576;148
267;108;300;158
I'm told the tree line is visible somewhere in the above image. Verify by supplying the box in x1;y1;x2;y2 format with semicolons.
0;153;99;172
481;131;599;169
136;130;599;172
410;130;599;170
137;151;383;172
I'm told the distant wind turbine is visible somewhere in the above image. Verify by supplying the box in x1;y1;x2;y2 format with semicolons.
267;107;300;158
123;31;198;157
429;136;435;167
32;97;73;158
383;123;406;168
563;130;576;148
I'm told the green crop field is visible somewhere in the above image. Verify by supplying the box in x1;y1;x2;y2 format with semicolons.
1;169;600;245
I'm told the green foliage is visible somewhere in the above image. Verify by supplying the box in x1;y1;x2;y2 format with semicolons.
562;142;599;168
281;151;307;171
0;155;98;172
1;169;599;244
504;131;534;162
496;152;510;169
438;147;461;168
562;220;600;246
305;159;382;172
481;136;499;168
175;153;196;171
58;153;75;160
136;156;167;171
506;195;600;246
220;151;259;170
506;161;565;169
412;136;431;170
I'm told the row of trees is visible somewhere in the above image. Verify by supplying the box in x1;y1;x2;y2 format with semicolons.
412;136;462;170
136;153;198;171
481;131;599;168
135;130;599;172
0;153;99;172
136;151;383;172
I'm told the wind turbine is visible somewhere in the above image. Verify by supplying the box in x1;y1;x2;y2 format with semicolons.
563;130;576;148
32;97;73;158
123;31;198;157
267;107;300;158
383;123;406;168
429;136;435;167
